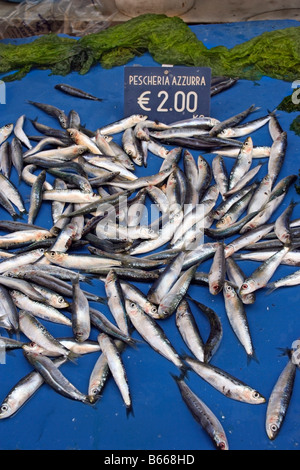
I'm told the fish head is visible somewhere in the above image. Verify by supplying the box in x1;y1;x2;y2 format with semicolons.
215;432;229;450
242;136;253;153
125;299;139;316
223;281;236;299
239;278;256;295
0;398;16;419
266;417;280;440
67;128;79;141
218;128;235;138
0;123;13;140
145;303;160;318
105;269;117;286
44;250;66;263
216;215;232;228
55;296;69;309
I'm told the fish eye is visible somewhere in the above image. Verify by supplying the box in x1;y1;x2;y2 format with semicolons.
130;302;136;308
151;306;157;314
1;404;8;412
252;391;260;399
58;297;64;304
218;442;227;450
49;251;56;257
241;283;248;290
270;423;278;433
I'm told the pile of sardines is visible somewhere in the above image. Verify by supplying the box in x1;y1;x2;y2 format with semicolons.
0;91;299;451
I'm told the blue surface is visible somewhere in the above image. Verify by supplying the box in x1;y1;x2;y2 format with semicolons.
0;20;300;451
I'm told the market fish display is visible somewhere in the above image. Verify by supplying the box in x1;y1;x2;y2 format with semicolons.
0;93;299;451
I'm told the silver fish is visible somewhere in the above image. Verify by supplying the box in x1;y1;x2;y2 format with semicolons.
172;376;229;450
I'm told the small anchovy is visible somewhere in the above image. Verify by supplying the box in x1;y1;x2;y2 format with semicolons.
212;145;271;158
88;339;126;400
212;155;229;200
0;275;46;302
265;357;296;440
71;276;91;342
98;332;133;414
0;141;12;179
0;356;67;419
175;299;205;362
268;131;287;186
205;211;259;241
186;297;223;363
184;355;265;404
119;280;159;319
0;173;27;216
224;223;274;258
0;335;25;350
0;284;19;332
225;257;256;305
28;170;46;225
27;100;68;129
0;123;13;145
216;188;255;229
19;310;74;359
23;348;91;403
55;83;103;101
247;174;273;214
104;269;129;336
218;113;271;139
172;375;229;450
239;245;291;296
0;227;52;248
0;248;45;274
224;162;264;197
90;307;138;347
14;114;32;149
228;137;253;191
210;77;238;96
157;263;198;319
10;137;24;182
209;104;259;137
98;114;148;136
266;269;300;294
23;136;68;158
125;299;185;372
213;182;258;220
268;110;284;141
208;242;226;295
223;281;255;359
274;200;297;246
147;252;186;305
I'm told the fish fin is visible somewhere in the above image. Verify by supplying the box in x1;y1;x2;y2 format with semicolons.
67;351;80;364
277;347;292;359
126;404;134;418
265;282;277;296
247;350;259;366
94;296;108;305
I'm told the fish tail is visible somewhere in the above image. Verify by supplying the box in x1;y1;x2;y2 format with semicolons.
126;404;134;418
265;282;277;296
277;347;293;359
247;350;259;366
67;351;79;364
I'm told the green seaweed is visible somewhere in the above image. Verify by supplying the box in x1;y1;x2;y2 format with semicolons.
278;93;300;113
290;115;300;136
1;14;300;82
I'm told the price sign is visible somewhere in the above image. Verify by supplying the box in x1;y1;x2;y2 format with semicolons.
124;66;211;123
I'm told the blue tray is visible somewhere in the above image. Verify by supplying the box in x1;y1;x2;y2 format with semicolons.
0;20;300;451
